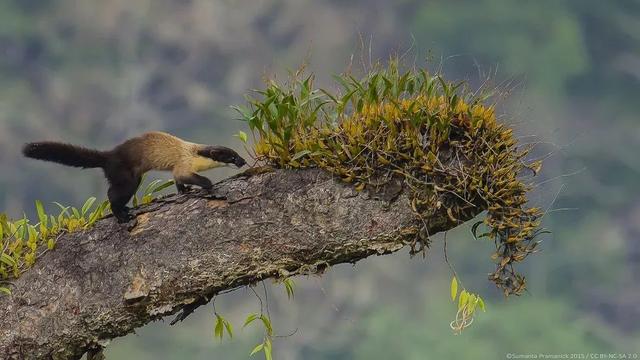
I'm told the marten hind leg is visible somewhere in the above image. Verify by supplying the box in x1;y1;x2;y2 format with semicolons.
107;171;141;223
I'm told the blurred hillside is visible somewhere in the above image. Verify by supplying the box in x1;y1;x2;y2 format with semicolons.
0;0;638;359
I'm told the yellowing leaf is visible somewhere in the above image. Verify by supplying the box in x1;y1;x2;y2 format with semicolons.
478;297;486;312
450;277;458;301
458;290;469;310
235;130;249;143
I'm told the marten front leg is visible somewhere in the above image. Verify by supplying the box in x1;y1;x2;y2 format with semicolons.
175;182;189;194
175;173;213;192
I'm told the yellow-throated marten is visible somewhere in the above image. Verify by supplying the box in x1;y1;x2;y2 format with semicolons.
23;131;246;223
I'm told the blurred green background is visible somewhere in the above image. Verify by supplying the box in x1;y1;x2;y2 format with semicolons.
1;0;638;358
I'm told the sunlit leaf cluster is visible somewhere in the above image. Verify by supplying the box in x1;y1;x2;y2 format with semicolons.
449;276;485;334
0;178;174;295
0;197;109;294
244;312;274;360
237;60;543;296
214;313;234;341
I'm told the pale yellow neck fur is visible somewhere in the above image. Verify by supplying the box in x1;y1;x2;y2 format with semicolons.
191;156;224;172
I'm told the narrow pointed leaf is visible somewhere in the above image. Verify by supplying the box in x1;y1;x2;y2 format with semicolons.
450;277;458;301
250;343;264;356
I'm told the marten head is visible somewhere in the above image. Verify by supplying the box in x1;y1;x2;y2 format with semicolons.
197;146;246;168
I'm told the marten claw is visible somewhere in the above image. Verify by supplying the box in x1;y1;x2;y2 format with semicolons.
125;217;138;231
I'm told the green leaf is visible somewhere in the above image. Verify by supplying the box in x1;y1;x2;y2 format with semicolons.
264;338;273;360
16;221;26;241
231;105;252;121
319;88;339;104
35;200;47;226
53;202;70;216
87;202;107;226
214;315;224;340
0;286;11;296
458;290;469;310
81;197;97;217
27;225;37;244
249;343;264;356
152;180;175;194
224;319;234;339
468;293;477;313
470;220;483;240
235;130;249;144
137;174;148;192
260;315;273;336
283;278;295;300
291;150;311;161
143;180;163;197
1;253;16;266
477;297;486;312
437;76;450;97
243;313;259;328
530;229;552;241
450;277;458;301
15;216;27;227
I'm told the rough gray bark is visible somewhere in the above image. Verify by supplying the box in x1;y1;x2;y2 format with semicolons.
0;168;478;359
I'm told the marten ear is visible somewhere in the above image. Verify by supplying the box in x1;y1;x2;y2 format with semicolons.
197;146;211;158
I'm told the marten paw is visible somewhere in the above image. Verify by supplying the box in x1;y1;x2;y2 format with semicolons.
114;209;133;223
177;185;193;194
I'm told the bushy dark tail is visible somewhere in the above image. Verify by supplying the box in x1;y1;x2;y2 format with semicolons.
22;142;107;168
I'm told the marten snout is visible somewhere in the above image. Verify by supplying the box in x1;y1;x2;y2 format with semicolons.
234;156;247;168
198;146;246;168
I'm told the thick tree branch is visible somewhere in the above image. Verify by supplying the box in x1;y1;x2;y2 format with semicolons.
0;168;479;359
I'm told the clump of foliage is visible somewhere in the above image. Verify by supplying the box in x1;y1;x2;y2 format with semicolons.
449;276;485;334
235;60;544;297
0;198;109;294
0;178;174;295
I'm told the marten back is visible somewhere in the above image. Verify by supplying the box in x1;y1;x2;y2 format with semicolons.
111;132;196;172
